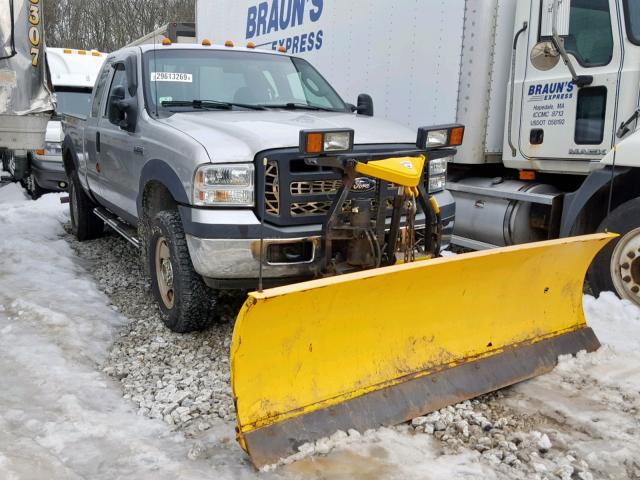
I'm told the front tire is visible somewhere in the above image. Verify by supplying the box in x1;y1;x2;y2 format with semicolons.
69;171;104;241
589;198;640;306
148;210;216;333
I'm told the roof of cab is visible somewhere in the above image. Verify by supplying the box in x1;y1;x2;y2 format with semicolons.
135;42;291;57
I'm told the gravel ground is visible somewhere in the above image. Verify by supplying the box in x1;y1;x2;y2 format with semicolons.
66;226;243;437
64;225;628;479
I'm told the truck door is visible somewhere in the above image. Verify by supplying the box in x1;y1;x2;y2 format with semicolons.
98;61;140;220
512;0;622;167
85;63;113;198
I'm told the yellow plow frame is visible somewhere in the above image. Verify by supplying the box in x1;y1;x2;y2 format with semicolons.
231;233;615;468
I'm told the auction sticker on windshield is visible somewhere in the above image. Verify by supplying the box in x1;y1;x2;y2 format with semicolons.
151;72;193;82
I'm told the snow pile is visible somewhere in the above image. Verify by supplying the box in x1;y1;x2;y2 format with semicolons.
0;187;249;479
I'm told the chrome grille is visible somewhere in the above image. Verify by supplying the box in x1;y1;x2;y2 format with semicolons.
290;201;333;217
265;161;280;216
290;179;342;195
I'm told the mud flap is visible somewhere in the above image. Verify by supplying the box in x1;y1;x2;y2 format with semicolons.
231;233;616;468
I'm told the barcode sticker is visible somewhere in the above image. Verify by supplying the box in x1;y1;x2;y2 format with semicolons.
151;72;193;82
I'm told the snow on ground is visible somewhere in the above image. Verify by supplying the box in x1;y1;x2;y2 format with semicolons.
1;183;639;479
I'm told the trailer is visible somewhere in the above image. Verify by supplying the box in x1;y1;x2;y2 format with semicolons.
0;0;53;159
197;0;640;306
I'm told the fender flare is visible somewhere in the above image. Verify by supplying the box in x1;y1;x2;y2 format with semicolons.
62;136;80;176
560;166;631;237
137;159;190;217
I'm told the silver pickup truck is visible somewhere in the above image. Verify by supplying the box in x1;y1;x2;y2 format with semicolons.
62;43;456;333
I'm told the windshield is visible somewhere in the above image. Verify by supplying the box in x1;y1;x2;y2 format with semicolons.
53;88;93;119
143;49;348;113
624;0;640;45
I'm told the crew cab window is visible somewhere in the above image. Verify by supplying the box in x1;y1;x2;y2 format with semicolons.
623;0;640;45
91;64;112;117
105;64;131;125
143;49;348;112
565;0;613;67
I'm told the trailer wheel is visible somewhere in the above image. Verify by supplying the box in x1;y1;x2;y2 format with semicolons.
589;198;640;306
69;171;104;241
148;210;216;333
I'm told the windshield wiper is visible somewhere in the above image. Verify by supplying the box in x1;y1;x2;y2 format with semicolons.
161;100;266;111
259;102;335;112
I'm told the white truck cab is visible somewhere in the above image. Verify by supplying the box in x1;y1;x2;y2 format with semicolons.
24;47;106;198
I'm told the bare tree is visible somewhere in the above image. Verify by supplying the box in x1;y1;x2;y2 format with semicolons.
44;0;196;52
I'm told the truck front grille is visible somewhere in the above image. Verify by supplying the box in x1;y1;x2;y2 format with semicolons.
290;180;342;196
290;201;333;217
264;161;280;216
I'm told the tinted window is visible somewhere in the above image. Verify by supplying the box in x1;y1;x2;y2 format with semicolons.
105;64;131;125
91;64;112;117
623;0;640;45
575;87;607;144
565;0;613;67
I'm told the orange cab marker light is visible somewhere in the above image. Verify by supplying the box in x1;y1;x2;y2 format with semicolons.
225;40;234;47
520;170;536;181
305;133;323;154
91;51;101;57
161;37;172;46
202;38;212;46
35;149;45;155
246;41;256;49
277;46;287;53
77;50;86;55
63;49;72;54
449;127;465;147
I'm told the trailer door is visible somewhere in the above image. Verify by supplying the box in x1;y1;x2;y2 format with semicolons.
513;0;622;163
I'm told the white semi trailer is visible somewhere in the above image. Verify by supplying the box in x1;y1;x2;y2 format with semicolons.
197;0;640;306
0;0;53;179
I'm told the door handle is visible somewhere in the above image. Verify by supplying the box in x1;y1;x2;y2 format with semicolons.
96;132;101;152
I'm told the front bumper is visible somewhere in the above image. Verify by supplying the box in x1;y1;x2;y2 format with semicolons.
31;157;67;191
182;189;455;288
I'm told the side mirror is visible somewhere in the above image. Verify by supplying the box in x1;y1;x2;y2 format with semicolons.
356;94;374;117
108;85;126;124
108;85;138;132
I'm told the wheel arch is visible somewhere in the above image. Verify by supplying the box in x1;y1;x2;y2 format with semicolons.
138;159;190;220
560;167;640;237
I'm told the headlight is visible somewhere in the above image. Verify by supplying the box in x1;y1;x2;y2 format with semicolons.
428;175;446;193
428;157;449;176
194;164;255;206
44;141;63;157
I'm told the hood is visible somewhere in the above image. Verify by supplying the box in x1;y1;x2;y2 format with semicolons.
158;110;417;163
45;120;64;143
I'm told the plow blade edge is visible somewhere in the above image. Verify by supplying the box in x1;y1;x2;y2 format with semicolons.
231;233;616;468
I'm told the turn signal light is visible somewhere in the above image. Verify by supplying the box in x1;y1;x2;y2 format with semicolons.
519;170;536;181
35;149;45;155
300;129;355;155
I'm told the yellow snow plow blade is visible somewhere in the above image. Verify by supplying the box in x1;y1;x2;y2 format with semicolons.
231;233;616;468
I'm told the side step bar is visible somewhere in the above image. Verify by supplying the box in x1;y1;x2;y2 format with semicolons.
93;207;141;249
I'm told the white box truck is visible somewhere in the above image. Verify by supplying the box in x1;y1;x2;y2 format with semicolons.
197;0;640;307
0;0;53;179
21;47;106;198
